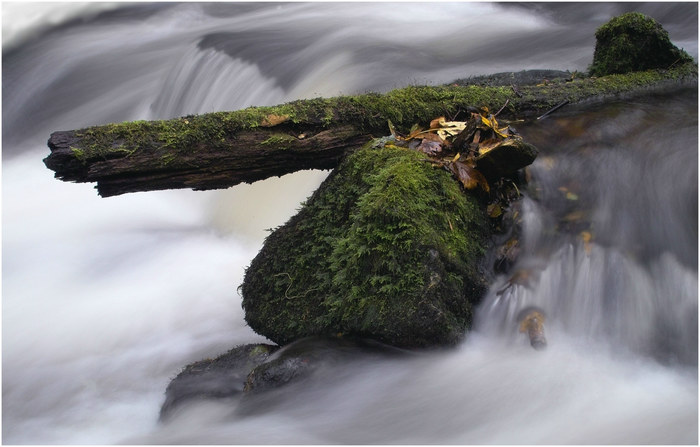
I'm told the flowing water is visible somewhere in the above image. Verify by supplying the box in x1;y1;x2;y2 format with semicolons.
3;3;698;444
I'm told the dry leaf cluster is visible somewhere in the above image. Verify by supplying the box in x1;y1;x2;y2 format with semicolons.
384;107;523;193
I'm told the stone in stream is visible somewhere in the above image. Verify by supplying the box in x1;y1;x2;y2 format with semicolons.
243;335;408;394
159;343;277;421
241;146;494;349
517;307;547;350
159;336;408;419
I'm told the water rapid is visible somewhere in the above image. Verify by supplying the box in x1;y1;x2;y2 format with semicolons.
3;3;698;444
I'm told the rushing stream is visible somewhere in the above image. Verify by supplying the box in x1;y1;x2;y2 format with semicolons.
3;3;698;444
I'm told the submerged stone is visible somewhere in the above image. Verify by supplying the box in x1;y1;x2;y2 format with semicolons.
243;335;407;394
159;343;277;420
241;146;492;348
589;12;694;76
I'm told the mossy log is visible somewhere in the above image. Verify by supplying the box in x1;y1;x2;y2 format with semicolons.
44;63;697;197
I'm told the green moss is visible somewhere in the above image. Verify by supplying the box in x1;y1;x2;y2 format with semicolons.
516;62;697;110
589;12;694;76
70;146;86;162
241;146;490;348
261;133;297;147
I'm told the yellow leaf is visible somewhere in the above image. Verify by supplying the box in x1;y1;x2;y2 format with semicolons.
478;138;501;155
563;210;586;222
452;153;461;162
480;114;508;138
261;114;290;127
437;128;463;140
581;231;593;254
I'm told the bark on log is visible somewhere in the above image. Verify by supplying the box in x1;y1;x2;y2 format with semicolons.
44;63;697;197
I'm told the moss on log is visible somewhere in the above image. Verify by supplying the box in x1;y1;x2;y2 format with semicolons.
44;62;697;197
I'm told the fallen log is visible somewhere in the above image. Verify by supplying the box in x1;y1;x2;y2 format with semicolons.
44;63;696;197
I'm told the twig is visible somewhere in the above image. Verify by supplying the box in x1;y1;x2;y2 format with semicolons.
494;99;510;117
536;100;569;120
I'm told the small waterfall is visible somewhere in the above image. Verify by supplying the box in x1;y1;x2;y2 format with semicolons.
150;46;286;117
476;91;698;366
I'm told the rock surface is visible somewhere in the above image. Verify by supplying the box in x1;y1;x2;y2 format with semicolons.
159;343;277;421
475;138;538;182
159;336;408;418
243;336;408;394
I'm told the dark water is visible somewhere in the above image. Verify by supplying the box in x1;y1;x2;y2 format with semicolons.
3;3;697;444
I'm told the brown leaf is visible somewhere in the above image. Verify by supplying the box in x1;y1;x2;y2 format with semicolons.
448;160;490;192
421;132;444;143
416;139;443;156
430;116;446;129
407;125;425;140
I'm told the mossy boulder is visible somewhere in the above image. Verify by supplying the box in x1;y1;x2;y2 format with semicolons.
241;146;491;348
589;12;694;76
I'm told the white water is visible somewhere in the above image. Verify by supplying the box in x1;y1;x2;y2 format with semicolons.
3;3;698;444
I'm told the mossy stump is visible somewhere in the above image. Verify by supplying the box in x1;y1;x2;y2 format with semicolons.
241;146;491;349
589;12;694;76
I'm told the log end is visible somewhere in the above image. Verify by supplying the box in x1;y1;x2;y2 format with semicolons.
44;130;90;182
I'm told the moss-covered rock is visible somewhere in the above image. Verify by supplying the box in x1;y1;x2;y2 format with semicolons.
241;146;491;348
589;12;694;76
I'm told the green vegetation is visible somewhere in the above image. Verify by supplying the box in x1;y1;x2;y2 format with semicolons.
261;133;297;147
69;146;86;161
241;146;490;348
589;12;694;76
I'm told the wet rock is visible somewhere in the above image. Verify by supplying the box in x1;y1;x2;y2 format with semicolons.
475;138;538;182
159;343;277;420
589;12;694;76
517;307;547;350
243;335;407;394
